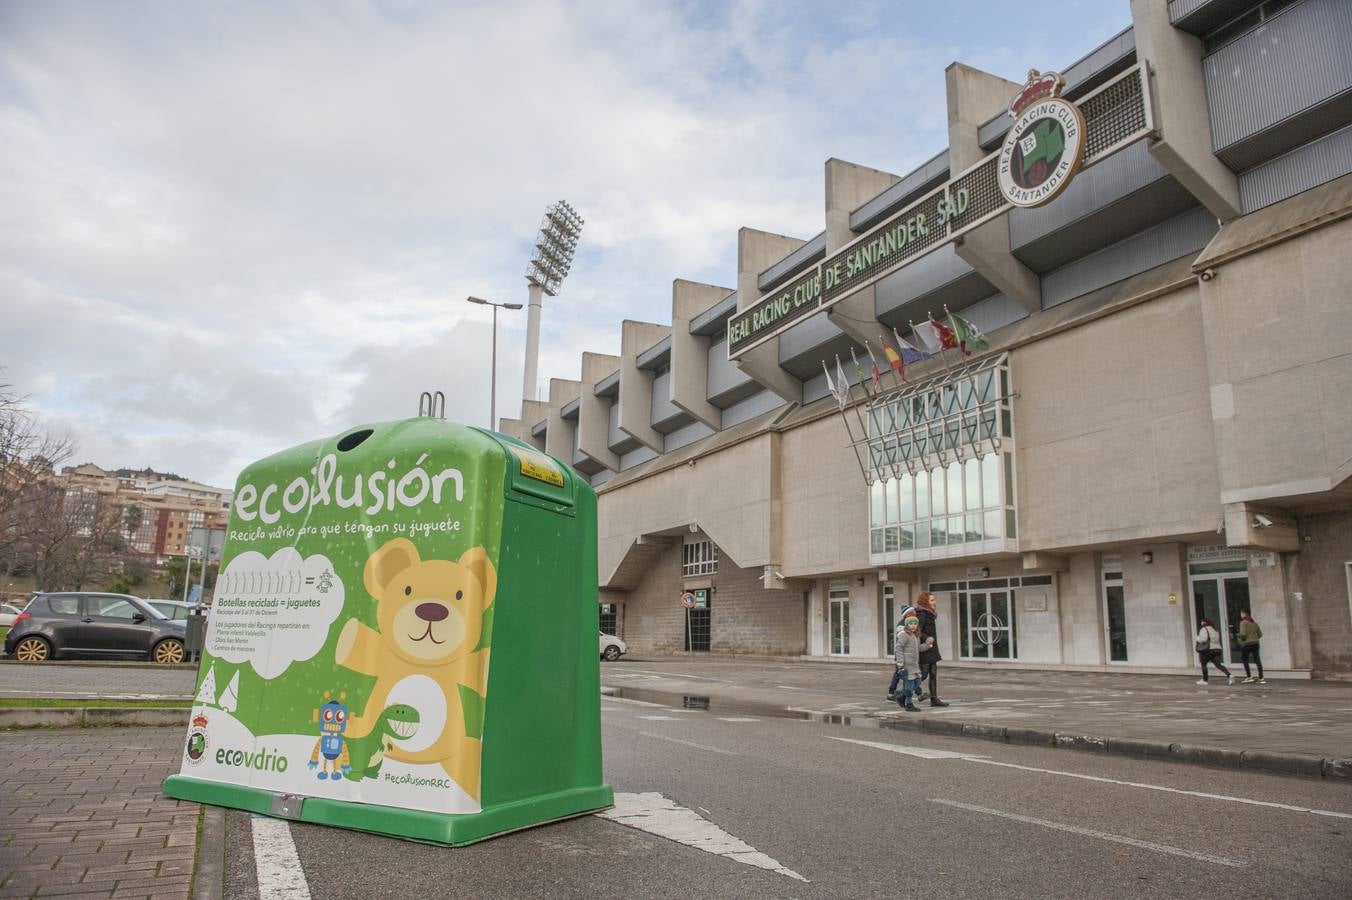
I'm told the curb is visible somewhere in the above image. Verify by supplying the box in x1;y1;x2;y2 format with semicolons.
875;715;1351;780
0;707;190;728
604;683;1352;781
193;804;225;900
0;658;199;670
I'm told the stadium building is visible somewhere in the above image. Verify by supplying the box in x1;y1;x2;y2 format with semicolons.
498;0;1352;677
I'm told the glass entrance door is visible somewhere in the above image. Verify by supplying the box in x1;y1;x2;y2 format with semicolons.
883;584;896;656
964;590;1014;659
1191;575;1250;663
829;588;851;655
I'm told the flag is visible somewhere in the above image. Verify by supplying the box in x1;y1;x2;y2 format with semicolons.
912;319;943;355
849;347;868;396
881;336;906;383
929;316;959;352
864;341;883;395
893;327;930;364
947;308;990;356
823;358;849;409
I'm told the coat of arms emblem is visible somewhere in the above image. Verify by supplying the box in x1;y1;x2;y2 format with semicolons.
997;70;1086;208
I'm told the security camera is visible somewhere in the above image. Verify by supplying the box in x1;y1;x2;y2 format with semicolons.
773;571;785;580
1199;268;1217;282
1252;514;1273;528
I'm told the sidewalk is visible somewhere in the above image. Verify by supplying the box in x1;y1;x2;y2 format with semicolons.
0;664;196;700
601;657;1352;774
0;728;202;900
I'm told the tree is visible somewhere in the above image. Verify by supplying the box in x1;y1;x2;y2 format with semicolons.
60;494;130;590
165;556;189;596
0;380;75;577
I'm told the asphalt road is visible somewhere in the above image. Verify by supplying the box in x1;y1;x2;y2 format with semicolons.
220;694;1352;899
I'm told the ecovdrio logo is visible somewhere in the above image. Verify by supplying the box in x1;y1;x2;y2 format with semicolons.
997;70;1086;208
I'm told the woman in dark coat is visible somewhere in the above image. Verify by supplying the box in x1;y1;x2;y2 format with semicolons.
914;592;948;707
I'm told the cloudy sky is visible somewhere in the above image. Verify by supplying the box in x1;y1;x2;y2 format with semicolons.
1;0;1126;488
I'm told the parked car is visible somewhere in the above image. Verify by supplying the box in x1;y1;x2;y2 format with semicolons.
600;631;627;661
0;603;24;628
146;599;210;621
3;592;187;664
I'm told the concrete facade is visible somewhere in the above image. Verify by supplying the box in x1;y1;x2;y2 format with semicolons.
518;2;1352;678
621;535;807;658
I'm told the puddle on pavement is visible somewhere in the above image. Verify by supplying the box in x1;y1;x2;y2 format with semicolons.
604;687;887;730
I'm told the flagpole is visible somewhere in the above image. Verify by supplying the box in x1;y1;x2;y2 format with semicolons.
841;354;878;484
826;357;872;485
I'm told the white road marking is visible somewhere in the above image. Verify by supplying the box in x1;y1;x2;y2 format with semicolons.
967;758;1352;821
637;715;681;721
600;792;806;882
930;799;1246;868
774;685;804;690
718;717;760;723
828;737;988;760
832;736;1352;821
638;731;738;756
250;814;312;900
624;669;722;682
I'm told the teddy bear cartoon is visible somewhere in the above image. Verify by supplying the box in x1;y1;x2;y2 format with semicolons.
335;537;495;802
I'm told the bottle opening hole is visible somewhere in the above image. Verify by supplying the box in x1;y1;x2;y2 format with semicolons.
336;429;374;452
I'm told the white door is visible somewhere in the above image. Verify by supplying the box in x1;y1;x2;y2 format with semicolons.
829;587;851;656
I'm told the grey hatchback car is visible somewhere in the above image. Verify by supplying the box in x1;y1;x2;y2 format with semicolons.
3;592;188;664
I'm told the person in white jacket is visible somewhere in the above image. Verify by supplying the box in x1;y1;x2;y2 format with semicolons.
1195;618;1234;685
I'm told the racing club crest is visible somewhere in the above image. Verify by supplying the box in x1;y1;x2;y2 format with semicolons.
185;713;209;765
997;70;1086;208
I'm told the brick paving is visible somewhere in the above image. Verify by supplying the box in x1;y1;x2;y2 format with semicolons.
0;728;197;900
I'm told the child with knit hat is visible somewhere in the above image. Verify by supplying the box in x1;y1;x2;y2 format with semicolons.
885;605;917;701
894;613;925;712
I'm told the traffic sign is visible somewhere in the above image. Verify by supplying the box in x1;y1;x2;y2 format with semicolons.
680;591;696;609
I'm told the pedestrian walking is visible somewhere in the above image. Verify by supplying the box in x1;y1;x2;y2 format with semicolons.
1195;617;1234;685
885;606;917;700
1237;610;1266;684
914;592;948;707
894;614;925;712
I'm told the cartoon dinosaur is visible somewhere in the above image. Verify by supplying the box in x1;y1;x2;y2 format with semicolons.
343;704;420;782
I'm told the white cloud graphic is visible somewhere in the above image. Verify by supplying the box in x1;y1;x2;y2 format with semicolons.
208;548;345;679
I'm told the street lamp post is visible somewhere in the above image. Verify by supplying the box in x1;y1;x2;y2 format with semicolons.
467;296;523;430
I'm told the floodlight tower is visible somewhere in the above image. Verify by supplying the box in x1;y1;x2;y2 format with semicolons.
522;200;584;403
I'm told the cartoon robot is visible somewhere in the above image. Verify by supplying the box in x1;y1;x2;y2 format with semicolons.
308;691;351;781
